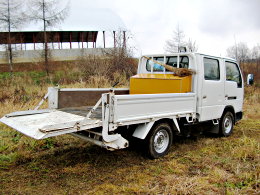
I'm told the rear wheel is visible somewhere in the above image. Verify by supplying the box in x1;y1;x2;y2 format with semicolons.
219;111;234;137
145;122;173;159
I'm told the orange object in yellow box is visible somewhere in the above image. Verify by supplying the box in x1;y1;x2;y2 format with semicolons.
130;74;192;94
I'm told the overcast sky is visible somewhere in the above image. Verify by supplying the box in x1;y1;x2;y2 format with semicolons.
30;0;260;57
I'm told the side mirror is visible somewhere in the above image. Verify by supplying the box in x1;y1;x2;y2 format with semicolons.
247;74;254;85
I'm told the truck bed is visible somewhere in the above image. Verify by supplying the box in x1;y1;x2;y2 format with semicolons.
59;106;102;119
1;88;196;144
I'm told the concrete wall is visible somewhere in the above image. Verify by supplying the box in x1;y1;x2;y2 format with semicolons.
0;48;110;64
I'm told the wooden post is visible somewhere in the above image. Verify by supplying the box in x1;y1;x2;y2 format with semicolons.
113;31;116;48
70;32;72;49
81;32;84;48
123;31;126;49
103;31;106;48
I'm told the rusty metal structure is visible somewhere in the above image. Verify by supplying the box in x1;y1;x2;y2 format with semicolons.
0;30;126;50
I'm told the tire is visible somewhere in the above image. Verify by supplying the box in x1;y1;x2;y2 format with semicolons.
145;122;173;159
219;111;234;137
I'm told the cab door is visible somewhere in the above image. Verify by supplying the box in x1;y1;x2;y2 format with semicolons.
224;61;244;114
200;57;225;121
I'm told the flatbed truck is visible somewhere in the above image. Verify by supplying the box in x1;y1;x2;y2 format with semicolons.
0;52;244;158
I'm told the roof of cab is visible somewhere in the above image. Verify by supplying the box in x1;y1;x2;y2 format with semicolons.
142;52;237;63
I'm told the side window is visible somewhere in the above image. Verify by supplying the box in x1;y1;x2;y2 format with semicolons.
204;58;220;80
225;61;242;88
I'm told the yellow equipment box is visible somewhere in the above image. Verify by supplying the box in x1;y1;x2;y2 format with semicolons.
130;74;192;94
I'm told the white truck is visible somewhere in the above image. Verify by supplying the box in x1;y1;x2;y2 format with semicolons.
0;52;244;158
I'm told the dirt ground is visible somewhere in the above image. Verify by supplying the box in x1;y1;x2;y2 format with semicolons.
0;84;259;194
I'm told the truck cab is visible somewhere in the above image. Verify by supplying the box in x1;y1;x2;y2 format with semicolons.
137;53;244;124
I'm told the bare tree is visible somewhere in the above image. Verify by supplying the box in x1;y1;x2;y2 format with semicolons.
226;42;249;63
165;25;186;53
251;44;260;60
0;0;26;73
227;42;250;74
77;31;136;84
186;38;198;52
165;25;198;53
251;44;260;74
102;31;136;77
28;0;69;75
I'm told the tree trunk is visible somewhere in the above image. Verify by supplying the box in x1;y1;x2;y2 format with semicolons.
43;0;49;76
44;31;49;76
7;0;13;74
7;34;13;73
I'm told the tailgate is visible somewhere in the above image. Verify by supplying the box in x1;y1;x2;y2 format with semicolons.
0;109;102;139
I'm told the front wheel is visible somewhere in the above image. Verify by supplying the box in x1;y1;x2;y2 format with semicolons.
219;111;234;137
145;123;173;159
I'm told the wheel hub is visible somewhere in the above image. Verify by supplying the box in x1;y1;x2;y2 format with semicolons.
154;129;169;153
224;116;232;134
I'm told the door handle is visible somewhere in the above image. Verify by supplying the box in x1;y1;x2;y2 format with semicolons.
203;95;207;99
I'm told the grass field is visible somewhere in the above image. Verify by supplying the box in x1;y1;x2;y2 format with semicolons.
0;72;259;194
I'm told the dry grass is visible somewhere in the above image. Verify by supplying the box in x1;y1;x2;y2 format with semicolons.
0;73;259;194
